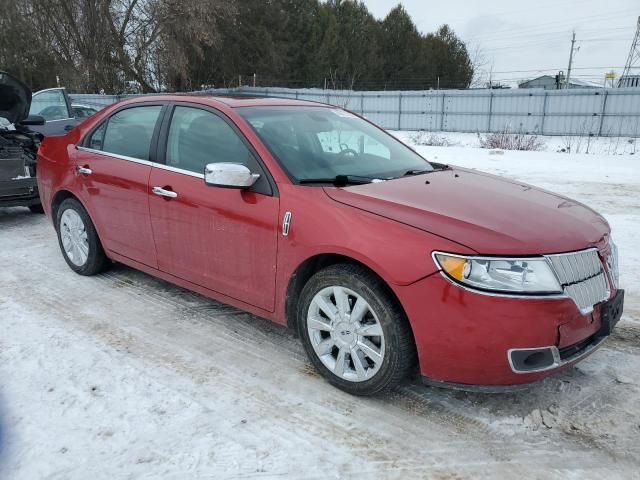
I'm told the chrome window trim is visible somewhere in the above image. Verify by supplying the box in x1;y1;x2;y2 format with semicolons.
77;146;208;179
154;163;204;179
76;146;152;166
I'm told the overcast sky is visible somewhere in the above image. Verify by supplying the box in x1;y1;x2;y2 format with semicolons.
363;0;638;86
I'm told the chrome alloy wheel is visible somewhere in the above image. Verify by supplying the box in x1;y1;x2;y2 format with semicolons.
59;209;89;266
307;286;386;382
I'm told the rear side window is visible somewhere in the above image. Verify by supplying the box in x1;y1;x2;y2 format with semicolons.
93;106;162;161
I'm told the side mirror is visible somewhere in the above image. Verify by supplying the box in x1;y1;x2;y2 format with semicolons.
204;163;260;189
20;115;46;126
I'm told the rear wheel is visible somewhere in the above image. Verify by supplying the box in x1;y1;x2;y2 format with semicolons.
298;264;416;396
56;198;109;275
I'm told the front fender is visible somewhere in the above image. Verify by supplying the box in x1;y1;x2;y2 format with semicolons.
273;183;474;322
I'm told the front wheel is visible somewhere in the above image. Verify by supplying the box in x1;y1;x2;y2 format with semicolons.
56;198;110;275
298;264;416;396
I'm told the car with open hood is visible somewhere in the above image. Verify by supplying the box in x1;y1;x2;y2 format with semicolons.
36;95;623;395
1;72;78;212
0;71;45;212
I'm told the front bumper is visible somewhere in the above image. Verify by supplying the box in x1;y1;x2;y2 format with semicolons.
0;177;40;207
395;273;620;387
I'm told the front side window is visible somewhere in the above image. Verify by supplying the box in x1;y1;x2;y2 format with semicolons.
99;105;162;160
166;106;255;174
29;90;70;121
238;106;431;182
88;122;107;150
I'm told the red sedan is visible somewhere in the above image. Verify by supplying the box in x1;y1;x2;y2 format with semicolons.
36;95;623;395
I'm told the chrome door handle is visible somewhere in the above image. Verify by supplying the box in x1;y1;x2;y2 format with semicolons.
76;165;92;175
152;186;178;198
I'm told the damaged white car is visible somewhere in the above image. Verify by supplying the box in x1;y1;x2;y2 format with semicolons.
0;71;45;212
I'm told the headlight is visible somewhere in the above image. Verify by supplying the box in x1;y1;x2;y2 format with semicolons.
433;252;563;295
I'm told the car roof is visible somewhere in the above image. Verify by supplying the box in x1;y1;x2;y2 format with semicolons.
209;95;326;108
120;94;330;109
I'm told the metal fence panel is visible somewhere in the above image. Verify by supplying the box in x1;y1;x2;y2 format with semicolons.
70;86;640;137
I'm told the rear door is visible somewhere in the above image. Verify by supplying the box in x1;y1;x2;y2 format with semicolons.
148;103;279;311
75;103;165;268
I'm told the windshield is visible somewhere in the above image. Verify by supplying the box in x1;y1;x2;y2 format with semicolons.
237;106;432;183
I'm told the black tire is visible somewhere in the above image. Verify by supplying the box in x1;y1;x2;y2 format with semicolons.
55;197;110;275
297;263;416;396
28;204;44;214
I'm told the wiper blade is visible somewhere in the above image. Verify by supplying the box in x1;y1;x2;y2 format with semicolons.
298;175;375;186
402;164;450;177
403;169;433;176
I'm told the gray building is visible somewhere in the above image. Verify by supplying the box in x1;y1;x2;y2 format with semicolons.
519;75;601;90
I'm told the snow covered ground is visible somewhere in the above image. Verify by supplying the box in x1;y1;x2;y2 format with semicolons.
400;130;639;156
1;139;640;479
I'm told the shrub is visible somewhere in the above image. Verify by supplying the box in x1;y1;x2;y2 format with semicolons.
478;129;545;151
409;131;457;147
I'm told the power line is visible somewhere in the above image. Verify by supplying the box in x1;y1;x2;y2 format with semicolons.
463;7;637;42
579;37;632;42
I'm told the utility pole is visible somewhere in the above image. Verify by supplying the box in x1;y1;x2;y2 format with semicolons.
565;31;577;89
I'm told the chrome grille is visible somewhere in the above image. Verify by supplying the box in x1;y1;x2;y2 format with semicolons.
546;249;610;314
606;240;619;290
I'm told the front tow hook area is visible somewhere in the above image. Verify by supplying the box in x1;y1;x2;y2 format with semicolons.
509;289;624;374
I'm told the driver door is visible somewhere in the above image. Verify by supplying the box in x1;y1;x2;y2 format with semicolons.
149;104;279;312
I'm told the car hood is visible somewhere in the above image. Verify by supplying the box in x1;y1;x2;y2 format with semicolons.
0;71;31;125
323;167;609;255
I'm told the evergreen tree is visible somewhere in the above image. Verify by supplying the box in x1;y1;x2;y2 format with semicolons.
1;0;475;92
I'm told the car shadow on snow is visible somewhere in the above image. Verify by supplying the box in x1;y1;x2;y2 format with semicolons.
0;207;44;228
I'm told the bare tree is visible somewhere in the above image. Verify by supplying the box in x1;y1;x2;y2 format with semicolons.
21;0;231;93
469;43;491;88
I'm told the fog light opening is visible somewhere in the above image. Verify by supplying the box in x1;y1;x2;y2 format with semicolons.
523;351;546;367
509;347;557;373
